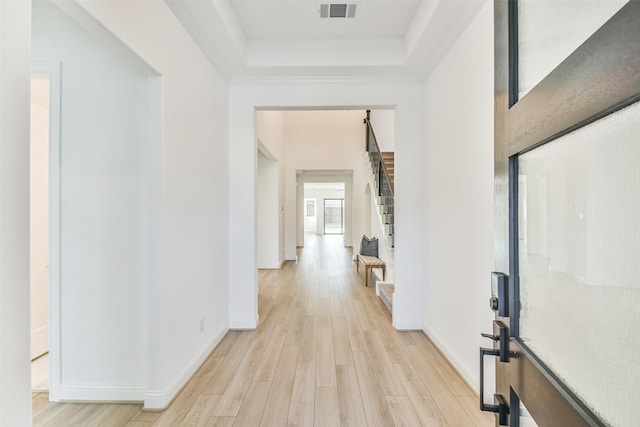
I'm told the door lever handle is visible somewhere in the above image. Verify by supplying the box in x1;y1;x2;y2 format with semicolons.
481;333;499;341
480;321;509;363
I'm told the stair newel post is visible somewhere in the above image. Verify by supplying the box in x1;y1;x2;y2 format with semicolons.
365;110;371;152
378;160;383;197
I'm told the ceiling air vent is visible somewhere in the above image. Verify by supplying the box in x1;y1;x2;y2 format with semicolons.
319;4;357;19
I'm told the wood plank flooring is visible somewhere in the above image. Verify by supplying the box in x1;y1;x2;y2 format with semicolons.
32;235;493;426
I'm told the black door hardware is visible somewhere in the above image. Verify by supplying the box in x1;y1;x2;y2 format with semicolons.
479;320;509;425
490;272;509;317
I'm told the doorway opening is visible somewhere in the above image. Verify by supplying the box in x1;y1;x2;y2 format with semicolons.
302;181;346;243
30;73;50;392
323;198;345;235
30;62;61;397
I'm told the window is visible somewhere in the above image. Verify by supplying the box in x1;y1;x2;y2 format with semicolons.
306;200;315;217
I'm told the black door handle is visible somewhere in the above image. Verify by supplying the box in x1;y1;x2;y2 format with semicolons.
479;320;509;425
479;347;509;425
481;320;509;363
481;333;499;341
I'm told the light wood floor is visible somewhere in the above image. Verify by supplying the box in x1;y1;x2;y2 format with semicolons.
33;235;493;426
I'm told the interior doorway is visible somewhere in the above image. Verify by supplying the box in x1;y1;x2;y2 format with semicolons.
323;199;345;235
30;62;61;396
30;74;50;391
302;181;345;242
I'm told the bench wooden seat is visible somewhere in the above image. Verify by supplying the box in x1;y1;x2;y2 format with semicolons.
356;254;386;287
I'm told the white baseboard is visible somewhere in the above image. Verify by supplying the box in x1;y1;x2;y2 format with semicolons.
392;320;423;330
422;327;479;393
229;318;259;330
58;384;144;402
258;261;284;269
144;328;228;409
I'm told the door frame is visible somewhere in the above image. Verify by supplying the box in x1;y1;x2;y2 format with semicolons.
493;1;640;425
32;61;62;400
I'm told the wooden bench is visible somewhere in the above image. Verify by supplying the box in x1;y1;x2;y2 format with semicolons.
356;254;386;287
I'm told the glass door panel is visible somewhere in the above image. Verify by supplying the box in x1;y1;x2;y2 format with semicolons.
324;199;344;235
517;100;640;426
518;0;628;99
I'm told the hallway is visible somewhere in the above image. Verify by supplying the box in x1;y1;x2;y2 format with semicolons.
32;235;492;426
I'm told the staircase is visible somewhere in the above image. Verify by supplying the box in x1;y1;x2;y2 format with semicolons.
365;112;394;249
364;111;395;314
381;151;394;188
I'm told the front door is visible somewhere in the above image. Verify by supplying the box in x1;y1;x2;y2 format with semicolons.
486;1;640;425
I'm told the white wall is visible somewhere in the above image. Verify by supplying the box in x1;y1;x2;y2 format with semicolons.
257;151;281;268
0;0;33;424
42;0;231;408
30;81;50;360
422;0;495;393
369;109;395;152
256;111;286;267
229;80;425;330
32;0;148;399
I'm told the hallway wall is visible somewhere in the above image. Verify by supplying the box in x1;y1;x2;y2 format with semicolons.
0;1;32;424
256;111;286;267
421;0;495;392
257;151;280;268
62;0;231;409
369;109;395;152
32;0;149;400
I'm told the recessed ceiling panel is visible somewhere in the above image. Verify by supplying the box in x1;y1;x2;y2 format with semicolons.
229;0;421;39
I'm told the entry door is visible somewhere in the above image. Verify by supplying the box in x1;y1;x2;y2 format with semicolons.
324;199;344;234
487;1;640;426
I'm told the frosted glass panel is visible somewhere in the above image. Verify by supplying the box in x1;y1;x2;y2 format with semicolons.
518;101;640;427
518;0;628;98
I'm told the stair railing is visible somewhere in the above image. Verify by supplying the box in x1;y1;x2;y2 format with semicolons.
364;110;394;198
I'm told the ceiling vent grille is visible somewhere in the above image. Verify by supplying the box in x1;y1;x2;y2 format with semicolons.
320;4;357;19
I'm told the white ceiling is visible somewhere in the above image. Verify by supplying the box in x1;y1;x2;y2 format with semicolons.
165;0;486;81
229;1;421;39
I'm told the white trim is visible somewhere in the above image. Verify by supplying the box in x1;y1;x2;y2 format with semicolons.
229;319;259;330
422;327;479;394
229;313;260;331
32;61;62;401
230;75;422;87
143;328;228;409
392;321;423;331
58;385;145;402
257;261;284;270
257;138;277;161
